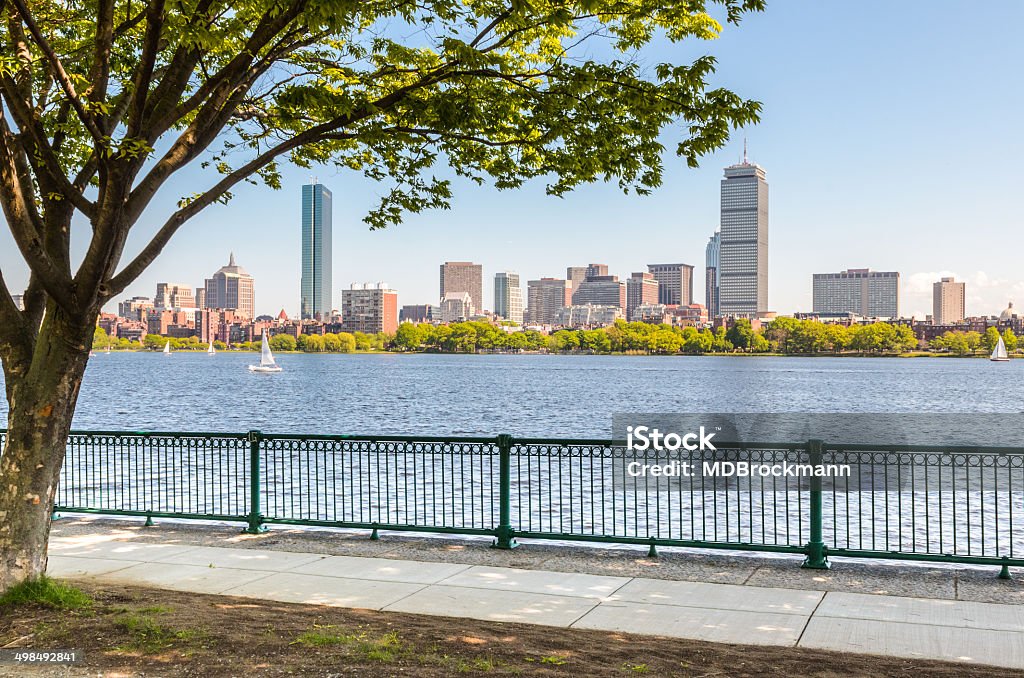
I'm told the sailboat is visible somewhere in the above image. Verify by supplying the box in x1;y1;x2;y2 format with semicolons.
208;341;216;355
991;336;1010;362
163;341;171;355
248;332;282;373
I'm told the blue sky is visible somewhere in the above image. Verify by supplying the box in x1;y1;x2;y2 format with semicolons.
3;1;1023;319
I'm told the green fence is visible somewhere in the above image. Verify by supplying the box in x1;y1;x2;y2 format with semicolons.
3;429;1021;577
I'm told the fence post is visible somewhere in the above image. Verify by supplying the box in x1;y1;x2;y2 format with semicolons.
244;430;267;534
802;438;830;570
491;434;518;550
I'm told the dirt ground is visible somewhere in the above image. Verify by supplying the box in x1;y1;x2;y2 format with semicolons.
0;582;1018;678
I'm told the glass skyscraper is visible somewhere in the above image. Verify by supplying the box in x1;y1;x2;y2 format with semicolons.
301;183;333;320
718;152;768;317
494;271;524;323
705;231;720;318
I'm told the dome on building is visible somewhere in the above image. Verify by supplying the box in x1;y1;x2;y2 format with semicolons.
1000;301;1017;320
215;252;249;277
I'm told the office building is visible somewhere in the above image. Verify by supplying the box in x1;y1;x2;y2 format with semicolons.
566;266;588;295
718;148;768;316
555;304;622;328
204;253;256;319
118;296;153;320
154;283;196;311
342;283;398;334
571;275;626;309
626;272;659;321
647;263;693;306
439;292;474;323
705;231;721;317
400;304;434;323
494;272;524;323
526;278;572;325
440;262;483;313
301;182;333;320
933;277;965;325
812;269;900;318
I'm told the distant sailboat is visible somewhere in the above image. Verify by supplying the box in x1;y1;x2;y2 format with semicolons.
248;332;282;373
208;341;216;355
991;336;1010;362
163;341;171;355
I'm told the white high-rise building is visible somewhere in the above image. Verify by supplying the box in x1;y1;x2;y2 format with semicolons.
718;147;768;317
494;272;524;323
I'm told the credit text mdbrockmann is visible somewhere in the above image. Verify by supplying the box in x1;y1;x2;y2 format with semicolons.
624;426;851;478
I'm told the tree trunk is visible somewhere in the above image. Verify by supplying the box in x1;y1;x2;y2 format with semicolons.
0;308;92;593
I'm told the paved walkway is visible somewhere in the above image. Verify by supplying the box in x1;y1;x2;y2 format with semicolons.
47;533;1024;670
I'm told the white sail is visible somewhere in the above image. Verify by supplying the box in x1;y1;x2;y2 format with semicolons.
163;341;171;354
260;332;277;367
991;336;1009;361
208;341;216;355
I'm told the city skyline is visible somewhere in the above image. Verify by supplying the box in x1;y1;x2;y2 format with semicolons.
3;3;1023;319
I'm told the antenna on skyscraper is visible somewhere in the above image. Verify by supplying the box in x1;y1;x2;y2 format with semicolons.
743;138;748;164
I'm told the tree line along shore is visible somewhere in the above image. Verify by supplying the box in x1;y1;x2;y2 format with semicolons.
91;318;1020;357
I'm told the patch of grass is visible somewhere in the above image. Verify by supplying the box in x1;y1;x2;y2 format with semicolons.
0;576;92;611
526;655;568;666
623;663;649;673
112;612;205;654
292;625;406;663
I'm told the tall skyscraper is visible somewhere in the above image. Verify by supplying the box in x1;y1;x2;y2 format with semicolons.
718;148;768;317
626;272;659;320
933;277;965;325
342;283;398;334
494;272;524;323
440;261;483;312
705;231;721;318
526;278;571;324
812;269;900;318
646;263;693;306
301;182;333;320
204;253;256;319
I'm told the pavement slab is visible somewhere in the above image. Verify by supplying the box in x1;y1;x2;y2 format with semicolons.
384;584;599;626
435;565;629;599
288;554;471;584
798;616;1024;670
222;571;425;610
572;601;808;646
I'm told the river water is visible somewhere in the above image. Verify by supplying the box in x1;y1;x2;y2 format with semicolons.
1;352;1021;436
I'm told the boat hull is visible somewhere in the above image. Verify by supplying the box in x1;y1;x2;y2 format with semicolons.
248;365;282;373
990;357;1011;362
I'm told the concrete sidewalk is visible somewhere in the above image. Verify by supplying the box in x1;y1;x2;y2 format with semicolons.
47;534;1024;670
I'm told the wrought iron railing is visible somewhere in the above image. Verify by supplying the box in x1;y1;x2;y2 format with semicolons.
3;429;1021;577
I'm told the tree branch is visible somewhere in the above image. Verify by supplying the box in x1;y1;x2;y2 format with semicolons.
10;0;106;143
0;77;99;219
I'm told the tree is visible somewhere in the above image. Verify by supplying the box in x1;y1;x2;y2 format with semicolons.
336;332;357;353
393;323;423;352
1004;328;1018;352
983;326;1002;353
0;0;764;591
269;334;297;352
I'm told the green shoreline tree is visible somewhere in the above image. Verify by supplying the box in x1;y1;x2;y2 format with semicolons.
0;0;764;591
